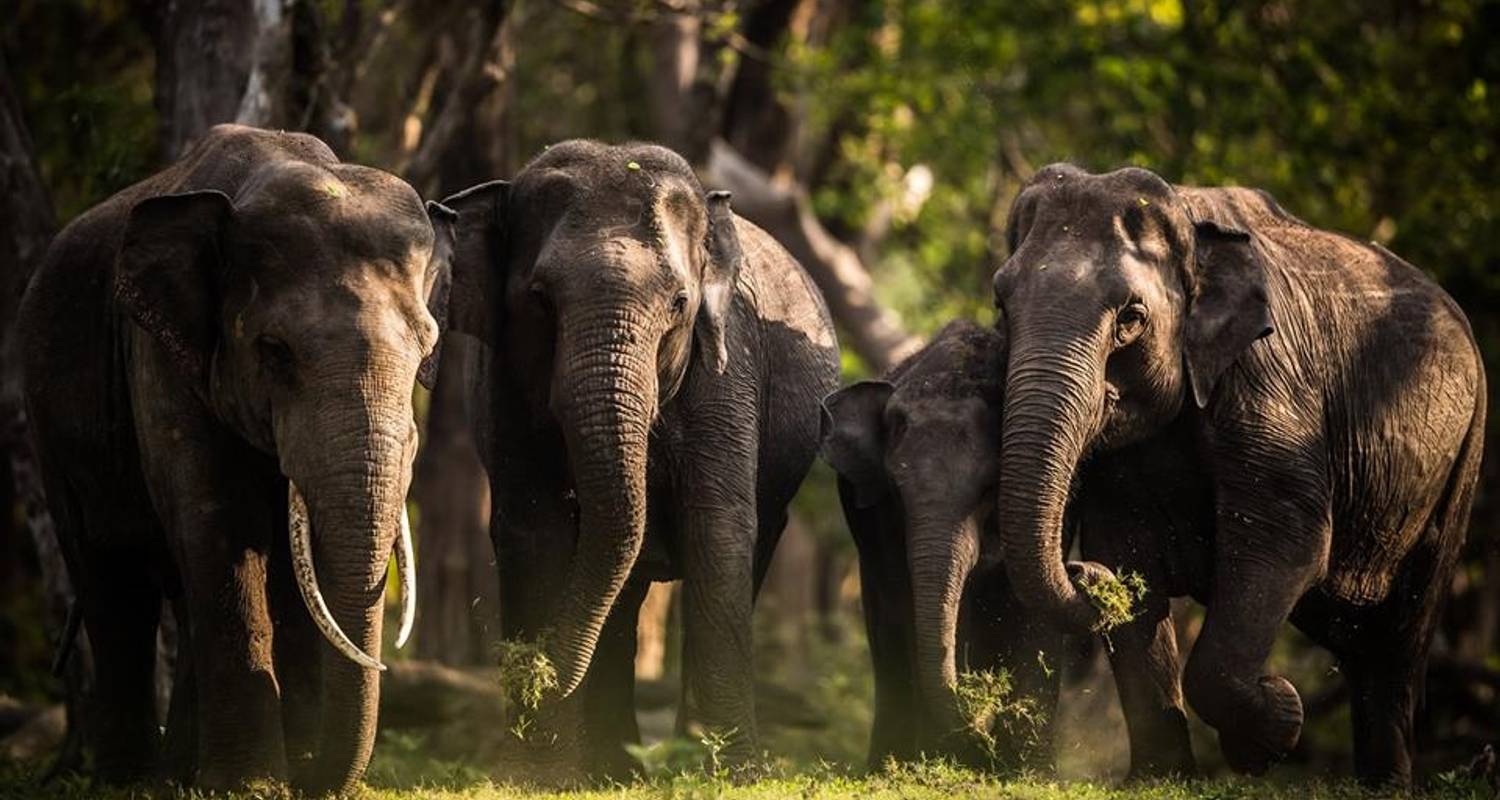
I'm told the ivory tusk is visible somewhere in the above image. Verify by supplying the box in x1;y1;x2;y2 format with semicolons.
288;482;386;672
393;503;416;649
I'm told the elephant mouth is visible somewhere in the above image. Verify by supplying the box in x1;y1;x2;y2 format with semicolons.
286;480;417;671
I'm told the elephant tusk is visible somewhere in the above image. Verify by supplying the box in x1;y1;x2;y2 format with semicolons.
393;503;416;649
288;481;386;672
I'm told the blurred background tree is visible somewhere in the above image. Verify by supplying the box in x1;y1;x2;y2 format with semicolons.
1;0;1495;783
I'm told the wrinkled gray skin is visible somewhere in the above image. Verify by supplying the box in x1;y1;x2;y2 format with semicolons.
822;320;1068;771
19;125;450;793
992;164;1486;786
442;141;839;780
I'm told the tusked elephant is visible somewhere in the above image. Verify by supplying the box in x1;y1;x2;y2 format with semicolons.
821;320;1068;771
440;140;840;780
19;125;453;793
989;163;1486;786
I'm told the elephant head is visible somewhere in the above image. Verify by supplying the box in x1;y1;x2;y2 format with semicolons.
821;321;1008;752
114;159;453;792
442;141;744;702
990;164;1271;632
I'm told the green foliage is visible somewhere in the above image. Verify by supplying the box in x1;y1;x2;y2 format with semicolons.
952;668;1044;758
1;758;1483;799
494;638;558;714
1081;570;1148;633
5;0;159;221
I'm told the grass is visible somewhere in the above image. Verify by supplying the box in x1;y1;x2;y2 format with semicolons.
951;668;1043;759
1080;570;1148;633
2;758;1494;800
495;639;559;714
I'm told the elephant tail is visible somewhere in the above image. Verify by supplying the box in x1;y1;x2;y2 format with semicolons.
50;601;82;677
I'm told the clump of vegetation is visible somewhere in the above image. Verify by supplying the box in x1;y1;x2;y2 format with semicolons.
1081;569;1148;633
495;637;558;712
952;668;1043;758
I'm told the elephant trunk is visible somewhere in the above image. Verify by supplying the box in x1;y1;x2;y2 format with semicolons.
998;331;1111;634
287;412;416;794
545;307;656;698
907;510;980;740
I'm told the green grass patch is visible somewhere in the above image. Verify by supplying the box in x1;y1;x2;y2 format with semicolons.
2;759;1493;799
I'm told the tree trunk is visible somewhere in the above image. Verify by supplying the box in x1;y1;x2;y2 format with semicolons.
702;142;920;372
400;0;512;197
648;0;920;372
634;582;675;681
0;51;90;774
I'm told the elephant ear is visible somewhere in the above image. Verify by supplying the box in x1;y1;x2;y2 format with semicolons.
417;200;459;389
1184;220;1274;408
438;180;510;347
819;381;895;508
113;190;234;386
698;190;742;374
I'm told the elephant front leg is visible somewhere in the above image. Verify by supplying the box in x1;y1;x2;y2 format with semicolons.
176;499;288;788
1099;599;1195;778
146;440;287;789
677;461;761;771
1182;460;1329;777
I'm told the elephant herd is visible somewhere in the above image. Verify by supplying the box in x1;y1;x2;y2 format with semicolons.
19;125;1483;794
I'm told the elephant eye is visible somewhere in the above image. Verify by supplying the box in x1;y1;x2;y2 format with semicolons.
671;290;689;316
256;334;295;375
1115;302;1149;345
528;281;553;314
886;408;909;445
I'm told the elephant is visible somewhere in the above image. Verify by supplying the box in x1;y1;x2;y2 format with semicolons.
439;140;840;779
989;163;1486;786
821;320;1067;771
18;124;452;793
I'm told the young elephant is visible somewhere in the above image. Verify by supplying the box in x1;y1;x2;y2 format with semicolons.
19;125;451;792
991;164;1486;786
440;141;840;779
821;320;1065;770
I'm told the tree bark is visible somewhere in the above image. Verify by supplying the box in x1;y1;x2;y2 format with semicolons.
400;0;512;197
702;141;920;371
646;1;919;372
0;51;91;775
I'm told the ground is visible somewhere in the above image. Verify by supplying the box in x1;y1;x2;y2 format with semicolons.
2;759;1495;800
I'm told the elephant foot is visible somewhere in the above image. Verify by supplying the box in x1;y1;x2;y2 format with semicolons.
496;706;589;789
1219;675;1303;775
494;749;588;790
198;769;290;795
1123;708;1197;781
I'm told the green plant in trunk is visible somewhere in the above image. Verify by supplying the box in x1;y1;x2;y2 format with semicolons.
1080;570;1148;633
495;637;559;742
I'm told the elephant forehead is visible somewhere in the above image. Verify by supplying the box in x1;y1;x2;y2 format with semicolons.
231;202;434;283
536;231;672;283
236;162;433;263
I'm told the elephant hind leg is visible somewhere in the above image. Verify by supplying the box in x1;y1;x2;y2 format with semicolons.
79;546;164;784
1346;658;1417;789
1344;527;1462;789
